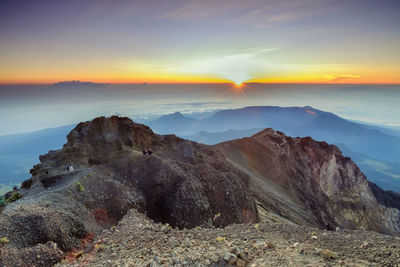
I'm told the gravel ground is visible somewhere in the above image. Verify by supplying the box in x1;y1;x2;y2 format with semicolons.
58;209;400;267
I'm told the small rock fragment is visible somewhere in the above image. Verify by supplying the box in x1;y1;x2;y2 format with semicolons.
266;242;275;249
224;251;237;265
290;242;299;248
236;258;246;267
321;249;339;260
211;255;219;263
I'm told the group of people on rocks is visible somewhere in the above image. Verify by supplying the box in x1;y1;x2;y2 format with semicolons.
142;148;153;155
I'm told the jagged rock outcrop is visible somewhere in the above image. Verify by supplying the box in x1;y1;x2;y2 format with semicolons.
0;116;257;266
217;128;400;234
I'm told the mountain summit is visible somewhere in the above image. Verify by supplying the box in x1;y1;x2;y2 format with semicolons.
0;116;399;266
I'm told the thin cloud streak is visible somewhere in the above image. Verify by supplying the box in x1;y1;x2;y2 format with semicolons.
325;74;360;82
88;0;335;28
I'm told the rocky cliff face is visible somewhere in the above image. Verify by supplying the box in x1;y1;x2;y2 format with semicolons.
217;128;400;234
0;117;399;266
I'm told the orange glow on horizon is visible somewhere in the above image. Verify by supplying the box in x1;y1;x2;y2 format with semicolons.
227;82;249;94
233;81;245;89
1;74;400;85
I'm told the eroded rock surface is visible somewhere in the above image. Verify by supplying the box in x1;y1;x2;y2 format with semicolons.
217;128;400;234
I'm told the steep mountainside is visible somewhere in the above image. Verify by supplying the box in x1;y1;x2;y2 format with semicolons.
217;129;400;234
0;116;399;266
183;128;263;145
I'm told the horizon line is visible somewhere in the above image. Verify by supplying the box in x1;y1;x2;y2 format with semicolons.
1;82;400;86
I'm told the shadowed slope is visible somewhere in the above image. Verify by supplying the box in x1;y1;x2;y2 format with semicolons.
216;128;400;234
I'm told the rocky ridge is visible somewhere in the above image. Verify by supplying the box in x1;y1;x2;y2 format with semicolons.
0;116;399;266
217;128;400;234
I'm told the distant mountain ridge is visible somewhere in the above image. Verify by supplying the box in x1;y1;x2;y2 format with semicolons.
1;105;400;193
148;112;197;135
149;106;400;161
147;106;400;192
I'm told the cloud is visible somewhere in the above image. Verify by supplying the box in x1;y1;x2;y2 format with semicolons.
160;0;334;29
89;0;332;28
325;74;360;82
162;101;231;108
228;0;326;28
160;0;260;20
178;53;269;84
120;46;285;84
306;109;316;115
242;47;281;54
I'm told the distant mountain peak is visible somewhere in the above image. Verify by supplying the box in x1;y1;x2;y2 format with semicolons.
169;111;185;117
251;127;279;138
157;111;191;119
53;80;108;87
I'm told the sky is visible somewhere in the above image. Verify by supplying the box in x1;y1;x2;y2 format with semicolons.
1;0;400;84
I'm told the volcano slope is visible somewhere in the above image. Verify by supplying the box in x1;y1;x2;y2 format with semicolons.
217;129;400;234
0;116;399;266
0;116;257;266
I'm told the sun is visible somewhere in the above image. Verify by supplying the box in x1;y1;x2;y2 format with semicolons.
230;75;249;87
229;77;248;89
233;81;244;88
230;80;247;93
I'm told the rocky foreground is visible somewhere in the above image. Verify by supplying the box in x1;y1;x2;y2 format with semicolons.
51;209;399;267
3;208;400;267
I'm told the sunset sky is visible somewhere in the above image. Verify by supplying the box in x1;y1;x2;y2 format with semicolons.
1;0;399;84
